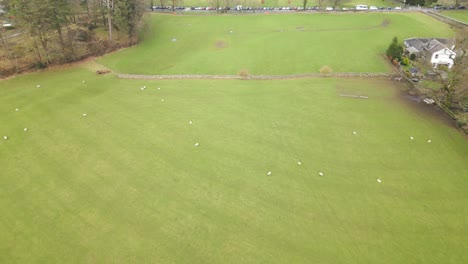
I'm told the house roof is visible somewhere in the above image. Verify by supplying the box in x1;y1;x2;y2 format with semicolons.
404;38;429;52
406;46;420;54
404;38;455;55
425;39;448;54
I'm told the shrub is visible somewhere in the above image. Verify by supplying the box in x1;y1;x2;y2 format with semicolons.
238;69;249;78
319;66;333;74
410;53;416;61
35;62;47;69
401;56;410;66
455;119;466;128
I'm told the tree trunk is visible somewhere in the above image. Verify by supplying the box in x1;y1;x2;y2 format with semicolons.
32;36;44;64
107;0;112;41
100;0;107;27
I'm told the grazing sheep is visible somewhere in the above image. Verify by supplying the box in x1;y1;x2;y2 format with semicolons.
318;172;324;176
410;136;414;140
297;161;302;165
194;142;199;147
3;136;8;140
83;113;87;117
427;139;431;143
24;128;28;132
15;108;19;112
267;171;272;176
36;85;41;88
189;121;192;125
377;179;382;183
353;131;357;135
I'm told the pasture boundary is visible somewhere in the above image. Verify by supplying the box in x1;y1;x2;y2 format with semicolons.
116;72;393;80
422;10;468;27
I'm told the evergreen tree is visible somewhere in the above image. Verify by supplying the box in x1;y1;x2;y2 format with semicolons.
386;37;404;61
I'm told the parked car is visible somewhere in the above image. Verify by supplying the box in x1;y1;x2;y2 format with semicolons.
356;5;368;10
325;7;334;11
369;6;378;10
395;6;402;10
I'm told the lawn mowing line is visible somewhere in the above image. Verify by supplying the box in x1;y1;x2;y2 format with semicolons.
117;73;393;80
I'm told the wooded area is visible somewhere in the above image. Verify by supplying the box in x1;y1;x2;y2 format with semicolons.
0;0;146;76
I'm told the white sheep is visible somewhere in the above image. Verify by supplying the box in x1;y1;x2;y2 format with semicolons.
267;171;272;176
24;128;28;132
377;179;382;183
297;161;302;165
194;142;199;147
318;172;324;176
83;113;87;117
3;136;8;140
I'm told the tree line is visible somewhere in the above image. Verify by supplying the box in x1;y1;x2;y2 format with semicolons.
0;0;146;75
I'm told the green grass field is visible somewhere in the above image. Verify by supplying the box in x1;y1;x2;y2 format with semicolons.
1;63;467;263
99;12;453;75
440;10;468;23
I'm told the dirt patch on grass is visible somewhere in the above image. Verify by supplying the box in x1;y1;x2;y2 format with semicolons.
215;40;228;49
381;19;391;27
392;82;456;128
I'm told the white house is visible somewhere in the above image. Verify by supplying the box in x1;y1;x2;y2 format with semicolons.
404;38;456;69
429;46;456;69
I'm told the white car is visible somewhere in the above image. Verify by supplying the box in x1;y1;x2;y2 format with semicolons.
369;6;378;10
325;7;334;11
356;5;368;10
395;6;402;10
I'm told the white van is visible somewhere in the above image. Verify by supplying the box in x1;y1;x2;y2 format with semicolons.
356;5;368;10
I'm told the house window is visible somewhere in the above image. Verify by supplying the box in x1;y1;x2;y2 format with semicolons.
435;54;439;59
